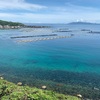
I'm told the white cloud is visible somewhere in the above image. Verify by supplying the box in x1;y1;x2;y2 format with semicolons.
0;0;47;11
0;12;100;23
0;1;100;23
67;3;98;12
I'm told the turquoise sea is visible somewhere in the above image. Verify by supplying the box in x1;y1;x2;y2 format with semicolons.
0;24;100;98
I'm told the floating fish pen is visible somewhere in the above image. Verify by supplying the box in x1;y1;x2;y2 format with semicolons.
11;34;57;39
88;31;100;34
25;26;51;28
81;29;91;31
17;35;73;43
52;28;72;33
56;30;72;32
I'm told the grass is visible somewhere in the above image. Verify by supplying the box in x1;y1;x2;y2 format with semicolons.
0;78;80;100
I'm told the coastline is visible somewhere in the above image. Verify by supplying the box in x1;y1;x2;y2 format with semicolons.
1;67;100;100
0;25;22;29
0;78;80;100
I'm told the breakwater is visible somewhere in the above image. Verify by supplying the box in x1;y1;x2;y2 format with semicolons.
56;30;72;32
25;25;50;28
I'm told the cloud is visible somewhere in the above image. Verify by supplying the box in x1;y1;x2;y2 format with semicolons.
0;12;100;23
0;0;47;11
45;2;100;17
61;2;100;13
0;12;71;23
0;1;100;23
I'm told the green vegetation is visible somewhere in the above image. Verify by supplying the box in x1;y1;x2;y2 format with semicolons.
0;20;24;26
1;67;100;99
0;79;80;100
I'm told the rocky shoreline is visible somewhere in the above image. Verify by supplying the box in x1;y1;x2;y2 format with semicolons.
0;20;51;29
0;25;23;29
0;78;80;100
0;20;24;29
0;25;51;29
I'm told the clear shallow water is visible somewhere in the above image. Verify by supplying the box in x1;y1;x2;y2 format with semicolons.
0;24;100;90
0;24;100;73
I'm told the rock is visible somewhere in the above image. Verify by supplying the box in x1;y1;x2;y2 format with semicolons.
0;77;3;80
41;85;47;89
17;82;22;86
94;87;99;91
77;94;82;98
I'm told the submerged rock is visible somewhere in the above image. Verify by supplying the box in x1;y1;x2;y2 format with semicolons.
94;87;99;91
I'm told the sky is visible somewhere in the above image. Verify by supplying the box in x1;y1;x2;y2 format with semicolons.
0;0;100;23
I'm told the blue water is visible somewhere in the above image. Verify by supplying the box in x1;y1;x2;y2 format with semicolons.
0;24;100;88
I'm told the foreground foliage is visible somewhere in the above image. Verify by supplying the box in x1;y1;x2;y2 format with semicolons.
0;79;80;100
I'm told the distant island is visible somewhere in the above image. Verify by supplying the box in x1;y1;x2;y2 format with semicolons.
68;21;100;25
0;20;25;29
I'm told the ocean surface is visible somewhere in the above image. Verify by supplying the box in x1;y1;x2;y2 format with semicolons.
0;24;100;97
